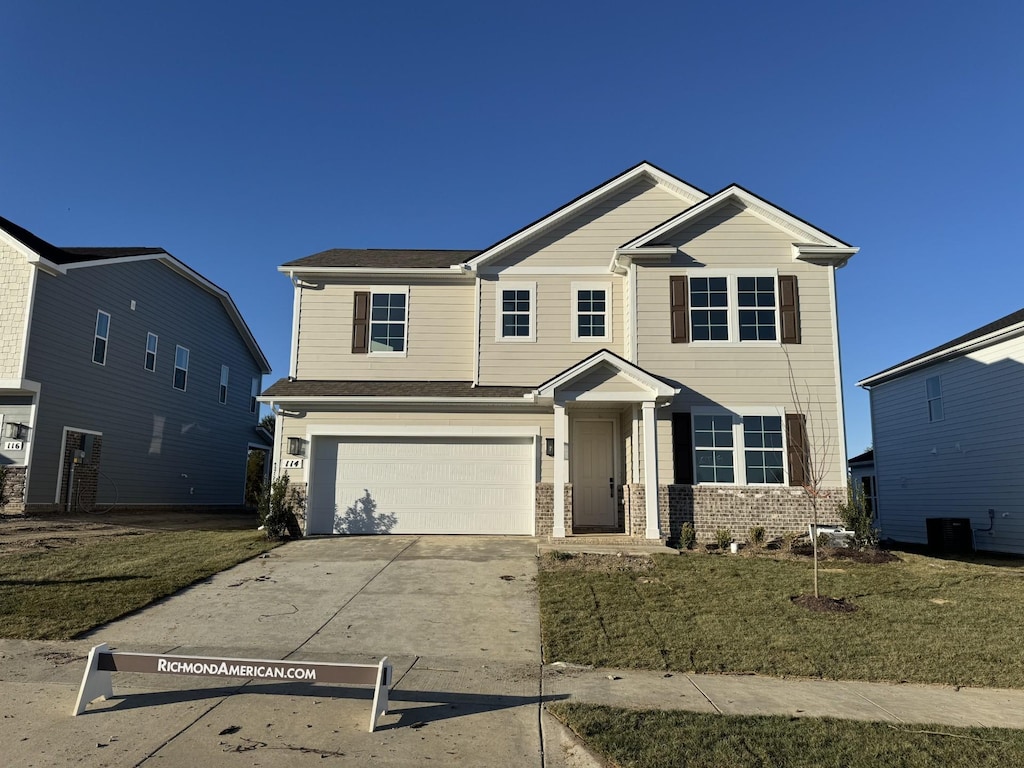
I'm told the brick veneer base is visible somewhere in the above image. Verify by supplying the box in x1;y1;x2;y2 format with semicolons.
0;466;27;516
627;484;841;546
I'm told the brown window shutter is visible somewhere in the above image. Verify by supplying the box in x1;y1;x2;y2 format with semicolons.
670;275;689;343
352;291;370;354
779;275;801;344
786;413;809;487
671;412;693;484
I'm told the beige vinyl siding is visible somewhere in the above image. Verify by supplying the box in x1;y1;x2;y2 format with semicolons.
0;243;33;380
871;338;1024;554
487;179;690;270
279;407;554;483
296;278;474;380
479;275;626;385
635;204;843;487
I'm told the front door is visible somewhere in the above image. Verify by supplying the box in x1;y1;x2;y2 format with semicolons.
571;420;617;529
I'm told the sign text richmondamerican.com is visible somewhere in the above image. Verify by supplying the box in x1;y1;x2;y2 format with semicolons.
155;657;318;680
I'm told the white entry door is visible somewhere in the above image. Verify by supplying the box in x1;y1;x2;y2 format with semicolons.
571;420;616;528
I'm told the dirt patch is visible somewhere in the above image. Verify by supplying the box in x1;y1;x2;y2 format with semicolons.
790;594;858;613
540;551;656;574
0;510;258;556
786;544;900;564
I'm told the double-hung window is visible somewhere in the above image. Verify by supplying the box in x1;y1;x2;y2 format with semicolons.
497;282;536;342
671;272;800;344
351;289;409;355
687;408;787;485
173;346;189;391
219;365;229;404
93;311;110;365
145;332;158;371
926;376;943;422
572;282;611;341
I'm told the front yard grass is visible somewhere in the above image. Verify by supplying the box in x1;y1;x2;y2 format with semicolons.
538;550;1024;688
550;703;1024;768
0;529;279;640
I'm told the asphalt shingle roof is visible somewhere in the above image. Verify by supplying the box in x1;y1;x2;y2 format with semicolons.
283;249;481;269
0;216;164;265
261;379;533;399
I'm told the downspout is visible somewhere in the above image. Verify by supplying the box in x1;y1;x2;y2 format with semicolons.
288;270;301;380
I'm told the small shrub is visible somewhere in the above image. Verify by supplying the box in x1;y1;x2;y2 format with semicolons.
748;526;766;548
817;531;832;551
257;473;301;540
837;480;878;548
679;523;696;550
714;528;733;551
782;530;802;551
551;550;575;561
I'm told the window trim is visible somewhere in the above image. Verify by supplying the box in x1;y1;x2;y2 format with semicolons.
571;281;612;342
926;375;944;422
684;269;781;346
173;345;189;392
495;281;537;343
92;310;110;366
368;287;410;357
219;365;229;405
690;406;788;486
250;377;259;414
145;332;158;372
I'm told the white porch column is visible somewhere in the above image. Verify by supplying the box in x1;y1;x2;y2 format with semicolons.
642;401;661;540
552;403;568;538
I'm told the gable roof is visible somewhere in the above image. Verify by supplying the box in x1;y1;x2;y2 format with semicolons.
859;308;1024;388
283;249;480;269
621;184;856;263
464;161;708;271
0;215;270;374
534;349;678;400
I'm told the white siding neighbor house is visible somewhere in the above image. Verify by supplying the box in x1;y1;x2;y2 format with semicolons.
262;162;858;543
859;308;1024;554
0;216;271;514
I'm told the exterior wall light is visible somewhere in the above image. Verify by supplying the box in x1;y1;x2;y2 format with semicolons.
4;422;24;440
545;437;555;457
286;437;305;456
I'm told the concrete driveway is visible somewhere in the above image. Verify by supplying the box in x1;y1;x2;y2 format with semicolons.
0;536;574;767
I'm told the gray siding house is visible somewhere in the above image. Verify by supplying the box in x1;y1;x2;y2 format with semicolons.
859;309;1024;554
262;162;859;543
0;216;271;514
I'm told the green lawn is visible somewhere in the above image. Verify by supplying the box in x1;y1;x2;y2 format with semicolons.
538;550;1024;688
0;529;280;639
550;703;1024;768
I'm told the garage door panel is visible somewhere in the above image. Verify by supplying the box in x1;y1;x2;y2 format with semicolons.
308;435;535;535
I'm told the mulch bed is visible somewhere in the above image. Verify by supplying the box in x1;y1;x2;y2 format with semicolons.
791;594;858;612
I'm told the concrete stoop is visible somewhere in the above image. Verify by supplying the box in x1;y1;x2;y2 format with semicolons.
540;534;679;556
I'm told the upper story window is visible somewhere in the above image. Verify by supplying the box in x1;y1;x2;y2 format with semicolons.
145;333;158;372
572;282;611;341
174;346;189;391
496;282;536;342
671;273;800;345
926;376;943;422
219;365;229;404
250;377;259;414
92;311;110;365
351;289;408;355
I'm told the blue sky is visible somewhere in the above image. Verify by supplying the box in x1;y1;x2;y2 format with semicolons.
3;1;1022;457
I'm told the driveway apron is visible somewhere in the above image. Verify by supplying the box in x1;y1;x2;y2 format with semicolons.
3;536;553;768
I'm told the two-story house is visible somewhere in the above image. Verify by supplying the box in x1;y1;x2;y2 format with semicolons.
261;162;857;543
0;216;271;515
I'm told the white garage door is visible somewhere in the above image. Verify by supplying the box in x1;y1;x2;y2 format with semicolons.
307;436;536;535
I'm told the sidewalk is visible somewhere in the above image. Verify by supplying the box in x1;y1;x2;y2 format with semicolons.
543;663;1024;729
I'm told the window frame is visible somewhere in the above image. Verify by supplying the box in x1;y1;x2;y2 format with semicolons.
687;270;780;346
495;281;537;343
690;406;788;486
926;376;944;422
571;281;612;342
92;310;110;365
250;377;259;414
145;332;158;372
368;287;410;356
219;365;229;405
173;345;190;392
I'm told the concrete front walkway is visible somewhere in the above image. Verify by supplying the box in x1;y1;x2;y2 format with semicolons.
2;535;1024;768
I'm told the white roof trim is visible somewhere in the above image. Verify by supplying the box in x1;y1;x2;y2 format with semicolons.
64;252;271;374
858;321;1024;388
464;163;707;271
278;265;471;278
0;228;63;275
534;350;677;399
610;246;677;275
794;243;859;268
259;395;538;406
622;185;853;252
